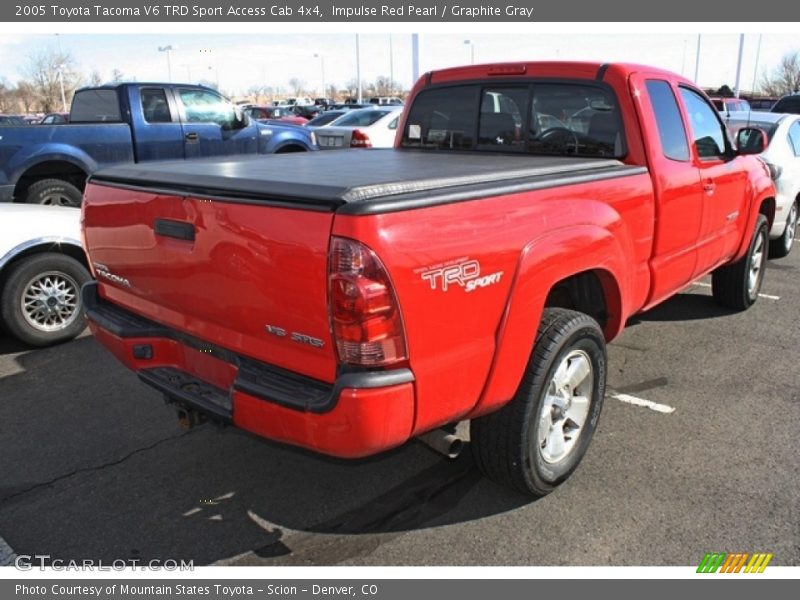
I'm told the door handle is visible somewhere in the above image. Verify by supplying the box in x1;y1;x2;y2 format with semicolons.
185;132;199;142
703;179;716;195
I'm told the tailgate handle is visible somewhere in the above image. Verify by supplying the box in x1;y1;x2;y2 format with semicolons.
154;219;195;242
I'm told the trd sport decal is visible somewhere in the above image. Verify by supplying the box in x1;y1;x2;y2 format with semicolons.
418;258;503;293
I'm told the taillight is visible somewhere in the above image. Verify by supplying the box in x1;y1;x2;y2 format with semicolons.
350;129;372;148
328;237;407;367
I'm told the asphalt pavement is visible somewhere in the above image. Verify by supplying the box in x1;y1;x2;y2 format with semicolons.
1;250;798;567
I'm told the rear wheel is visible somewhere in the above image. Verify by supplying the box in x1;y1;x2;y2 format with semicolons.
1;253;91;346
711;214;768;310
23;178;83;207
471;308;606;497
769;199;797;259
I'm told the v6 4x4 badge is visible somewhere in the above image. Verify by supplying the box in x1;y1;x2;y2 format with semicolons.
420;259;503;293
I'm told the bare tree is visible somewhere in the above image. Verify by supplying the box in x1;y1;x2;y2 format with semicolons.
87;69;103;87
0;78;15;113
111;69;125;83
760;51;800;96
372;75;398;96
20;48;82;112
325;84;339;101
14;81;37;114
288;77;306;97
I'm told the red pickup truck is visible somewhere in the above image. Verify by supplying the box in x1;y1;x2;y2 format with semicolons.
81;62;775;497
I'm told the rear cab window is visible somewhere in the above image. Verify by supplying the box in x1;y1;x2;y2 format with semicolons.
645;80;690;161
140;88;172;123
70;89;122;123
401;81;625;158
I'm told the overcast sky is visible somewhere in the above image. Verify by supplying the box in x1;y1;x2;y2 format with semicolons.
1;32;797;97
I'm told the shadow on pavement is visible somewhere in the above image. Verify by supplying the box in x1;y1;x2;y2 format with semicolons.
0;335;531;566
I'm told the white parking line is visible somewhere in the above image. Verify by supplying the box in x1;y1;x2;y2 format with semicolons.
611;393;676;414
0;535;17;567
691;281;779;300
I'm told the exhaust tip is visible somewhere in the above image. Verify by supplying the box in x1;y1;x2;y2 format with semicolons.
418;429;464;459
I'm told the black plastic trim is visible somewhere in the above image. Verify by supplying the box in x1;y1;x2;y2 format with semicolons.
154;218;195;241
139;367;232;423
596;63;610;81
82;282;414;413
336;164;648;215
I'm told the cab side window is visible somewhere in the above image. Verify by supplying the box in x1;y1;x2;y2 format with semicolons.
679;87;728;159
178;89;236;127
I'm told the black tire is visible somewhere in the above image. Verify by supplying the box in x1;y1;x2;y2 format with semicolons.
1;253;91;347
471;308;607;497
768;199;798;259
23;178;83;207
711;214;769;311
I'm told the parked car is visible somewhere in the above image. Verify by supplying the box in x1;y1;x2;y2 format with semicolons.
711;97;750;114
305;110;348;127
0;205;90;346
39;112;69;124
314;105;403;149
0;83;317;207
368;96;404;105
82;61;773;497
771;93;800;115
326;103;372;111
244;105;307;126
724;110;800;257
290;105;323;120
747;97;779;111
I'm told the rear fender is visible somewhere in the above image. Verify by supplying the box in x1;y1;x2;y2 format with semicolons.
730;164;775;262
9;144;96;187
469;223;627;418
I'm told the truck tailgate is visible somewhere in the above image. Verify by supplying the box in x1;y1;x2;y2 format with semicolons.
82;182;337;383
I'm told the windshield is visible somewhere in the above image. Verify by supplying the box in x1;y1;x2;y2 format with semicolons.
401;82;625;158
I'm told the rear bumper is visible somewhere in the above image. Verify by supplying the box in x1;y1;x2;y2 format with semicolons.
82;282;416;458
0;184;14;202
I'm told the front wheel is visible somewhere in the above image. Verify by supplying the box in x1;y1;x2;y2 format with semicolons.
471;308;607;497
769;199;797;259
711;214;769;311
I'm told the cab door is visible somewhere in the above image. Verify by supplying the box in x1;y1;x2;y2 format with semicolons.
174;87;258;158
630;74;703;307
677;86;750;275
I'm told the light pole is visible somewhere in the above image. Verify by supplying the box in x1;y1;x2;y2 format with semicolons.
734;34;745;98
751;34;763;96
158;45;175;82
355;34;362;103
694;34;702;84
314;53;325;98
463;39;475;64
389;35;394;95
57;64;67;112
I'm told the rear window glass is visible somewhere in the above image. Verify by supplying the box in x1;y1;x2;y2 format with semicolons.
401;82;625;158
333;110;392;127
646;80;690;161
70;89;122;122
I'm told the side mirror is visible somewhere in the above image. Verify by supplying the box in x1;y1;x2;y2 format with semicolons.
736;127;768;155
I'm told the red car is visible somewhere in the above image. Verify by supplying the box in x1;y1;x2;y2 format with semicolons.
244;105;307;126
82;62;774;496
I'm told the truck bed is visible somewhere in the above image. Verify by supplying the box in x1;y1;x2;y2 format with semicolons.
89;150;647;215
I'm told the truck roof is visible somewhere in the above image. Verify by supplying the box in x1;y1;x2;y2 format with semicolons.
74;82;217;93
90;150;645;215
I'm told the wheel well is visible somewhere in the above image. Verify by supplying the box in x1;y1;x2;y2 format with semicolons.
544;270;620;338
14;161;88;202
759;197;776;230
0;243;88;291
275;144;307;153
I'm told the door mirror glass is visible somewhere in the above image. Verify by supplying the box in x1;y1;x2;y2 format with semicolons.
736;127;768;155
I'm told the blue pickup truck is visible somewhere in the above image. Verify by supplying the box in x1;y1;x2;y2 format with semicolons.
0;83;317;206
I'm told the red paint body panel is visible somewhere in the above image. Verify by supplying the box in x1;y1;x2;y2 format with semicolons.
82;183;337;383
82;61;776;458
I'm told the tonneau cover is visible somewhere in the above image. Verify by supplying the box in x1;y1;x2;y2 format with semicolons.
90;150;646;212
